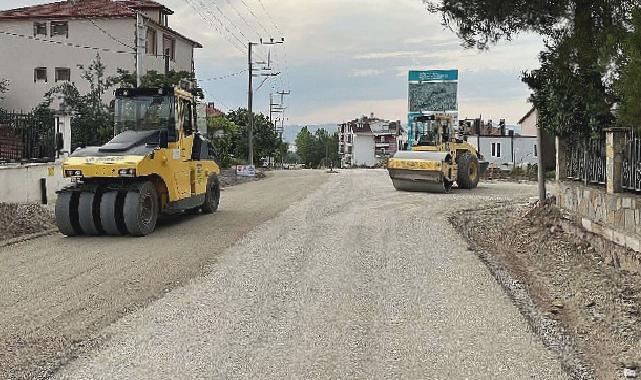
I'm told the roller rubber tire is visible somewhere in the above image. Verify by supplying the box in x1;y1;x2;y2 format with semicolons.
78;192;102;235
123;181;159;237
100;191;127;235
55;192;81;236
201;174;220;214
456;152;480;189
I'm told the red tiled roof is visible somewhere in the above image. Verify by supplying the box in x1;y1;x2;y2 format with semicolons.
0;0;170;20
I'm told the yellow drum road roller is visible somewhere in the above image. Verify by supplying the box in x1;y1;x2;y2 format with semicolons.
387;114;488;193
56;86;221;237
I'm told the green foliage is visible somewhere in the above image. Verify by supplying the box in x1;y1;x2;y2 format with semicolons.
615;8;641;128
207;116;239;168
0;79;8;101
427;0;637;134
43;54;116;149
114;69;195;88
295;127;340;168
225;108;280;165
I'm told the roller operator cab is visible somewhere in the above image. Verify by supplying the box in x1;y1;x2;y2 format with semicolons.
56;87;221;237
387;114;489;193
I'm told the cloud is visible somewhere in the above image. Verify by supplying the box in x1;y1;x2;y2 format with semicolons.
349;69;385;78
1;0;545;125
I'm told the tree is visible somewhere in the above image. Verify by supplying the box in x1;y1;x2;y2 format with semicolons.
0;79;8;101
43;54;116;148
207;115;239;168
225;108;280;165
114;69;195;88
615;8;641;128
295;127;340;168
426;0;636;134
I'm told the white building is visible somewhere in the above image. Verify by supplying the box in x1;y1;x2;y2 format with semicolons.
338;113;403;168
0;0;202;111
461;118;539;169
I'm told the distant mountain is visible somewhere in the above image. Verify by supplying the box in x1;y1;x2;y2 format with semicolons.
282;124;339;144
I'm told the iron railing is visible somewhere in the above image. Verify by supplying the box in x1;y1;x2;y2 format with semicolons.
565;135;606;186
0;111;57;163
622;130;641;192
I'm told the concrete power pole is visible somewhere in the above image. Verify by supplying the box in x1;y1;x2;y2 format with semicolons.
135;12;145;88
247;42;255;166
537;122;547;202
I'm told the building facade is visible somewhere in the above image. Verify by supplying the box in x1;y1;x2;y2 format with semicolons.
338;113;403;168
0;0;202;111
460;117;539;169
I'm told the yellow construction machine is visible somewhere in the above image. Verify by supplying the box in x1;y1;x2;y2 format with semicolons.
55;85;221;236
387;114;488;193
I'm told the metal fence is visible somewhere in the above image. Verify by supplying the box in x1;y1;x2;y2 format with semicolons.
622;130;641;192
0;111;57;163
565;135;606;186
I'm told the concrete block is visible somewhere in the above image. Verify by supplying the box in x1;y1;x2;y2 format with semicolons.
623;197;633;209
582;218;592;232
604;227;614;241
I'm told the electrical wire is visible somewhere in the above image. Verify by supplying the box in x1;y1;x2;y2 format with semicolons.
86;18;134;50
238;0;271;36
183;0;247;54
254;0;282;36
0;29;134;54
223;0;262;40
198;68;248;81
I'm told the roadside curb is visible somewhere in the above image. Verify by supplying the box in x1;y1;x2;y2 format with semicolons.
450;204;594;380
0;228;58;249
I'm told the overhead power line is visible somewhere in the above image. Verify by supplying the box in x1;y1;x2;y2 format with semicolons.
183;0;247;54
238;0;271;36
0;29;134;54
87;18;134;50
198;68;248;81
254;0;283;36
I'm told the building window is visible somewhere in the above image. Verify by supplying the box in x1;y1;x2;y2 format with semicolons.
163;35;175;61
491;142;502;158
55;67;71;82
146;28;157;55
51;21;68;37
33;22;47;36
534;144;538;157
34;67;47;82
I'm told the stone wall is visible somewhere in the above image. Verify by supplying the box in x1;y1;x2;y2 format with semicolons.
557;181;641;252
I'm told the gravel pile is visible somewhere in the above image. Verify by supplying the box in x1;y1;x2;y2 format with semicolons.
219;169;265;188
453;201;641;380
0;203;55;242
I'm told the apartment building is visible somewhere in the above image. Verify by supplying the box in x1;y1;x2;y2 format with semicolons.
0;0;202;111
338;113;403;168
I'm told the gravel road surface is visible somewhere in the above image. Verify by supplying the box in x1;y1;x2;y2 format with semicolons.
54;170;568;380
0;170;328;380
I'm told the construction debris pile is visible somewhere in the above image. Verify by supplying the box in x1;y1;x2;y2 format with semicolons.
453;201;641;380
0;203;55;241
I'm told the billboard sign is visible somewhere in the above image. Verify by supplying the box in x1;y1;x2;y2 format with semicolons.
408;70;458;82
408;70;459;113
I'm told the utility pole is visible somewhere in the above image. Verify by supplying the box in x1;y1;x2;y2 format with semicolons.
537;122;547;203
247;42;255;166
135;12;145;88
247;38;284;167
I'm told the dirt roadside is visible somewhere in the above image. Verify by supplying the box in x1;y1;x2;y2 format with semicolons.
0;170;327;380
452;202;641;380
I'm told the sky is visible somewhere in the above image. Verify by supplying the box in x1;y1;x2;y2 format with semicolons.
0;0;544;126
